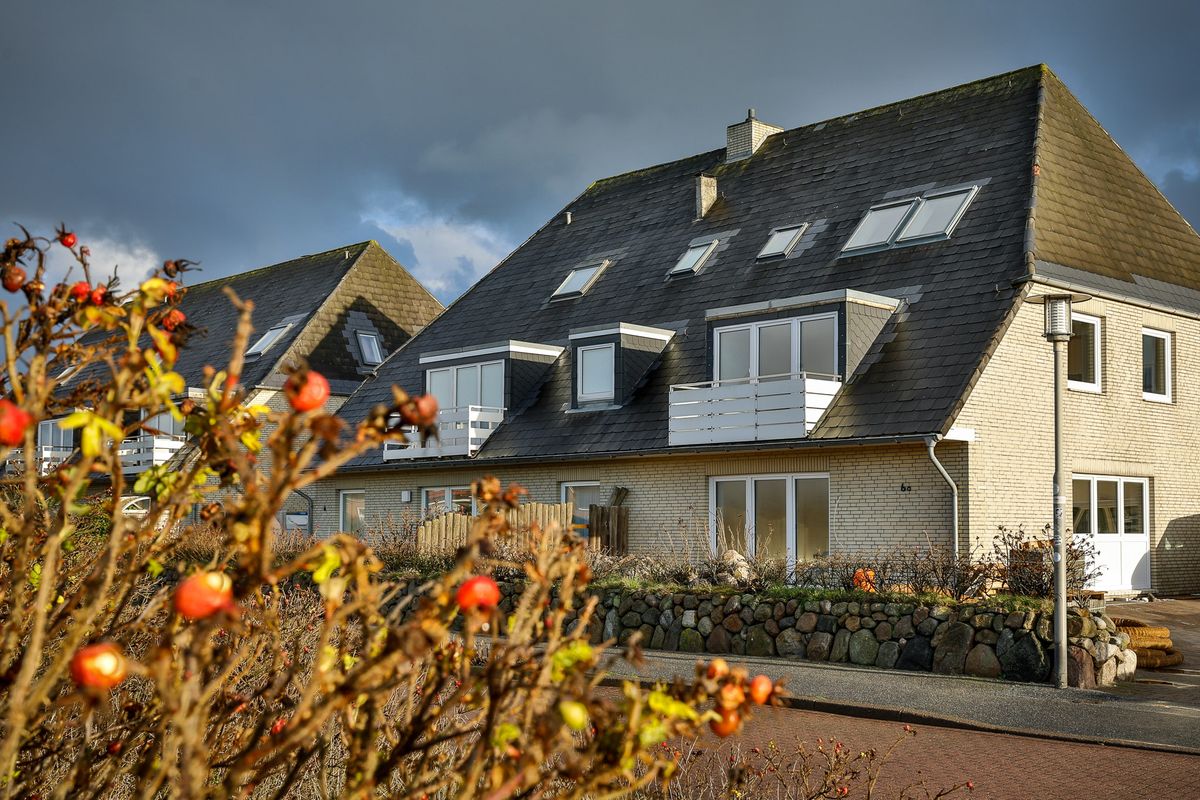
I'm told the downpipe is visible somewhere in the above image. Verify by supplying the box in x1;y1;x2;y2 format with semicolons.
925;436;959;559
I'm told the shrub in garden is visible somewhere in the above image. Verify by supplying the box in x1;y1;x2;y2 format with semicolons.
0;227;780;798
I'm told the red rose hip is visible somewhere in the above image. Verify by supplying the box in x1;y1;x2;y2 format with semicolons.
59;231;77;248
456;575;501;613
71;643;129;690
69;281;91;302
749;674;773;705
174;571;234;620
0;399;32;447
2;266;25;292
90;286;107;306
161;308;186;331
286;370;330;412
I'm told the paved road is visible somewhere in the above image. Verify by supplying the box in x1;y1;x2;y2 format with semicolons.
1103;597;1200;708
685;703;1200;800
608;649;1200;752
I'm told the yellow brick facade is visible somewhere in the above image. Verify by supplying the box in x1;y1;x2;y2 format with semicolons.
310;442;965;561
953;287;1200;594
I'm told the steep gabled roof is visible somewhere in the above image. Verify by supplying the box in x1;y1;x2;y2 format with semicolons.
1031;68;1200;291
68;241;443;393
337;65;1047;468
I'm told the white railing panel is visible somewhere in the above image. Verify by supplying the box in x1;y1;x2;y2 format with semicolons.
382;406;505;460
668;374;841;447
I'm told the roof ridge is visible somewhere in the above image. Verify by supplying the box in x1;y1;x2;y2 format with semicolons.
588;65;1046;192
185;240;373;291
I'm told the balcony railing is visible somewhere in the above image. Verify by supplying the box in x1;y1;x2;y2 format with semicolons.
117;434;187;474
4;444;74;475
382;405;505;460
668;373;841;447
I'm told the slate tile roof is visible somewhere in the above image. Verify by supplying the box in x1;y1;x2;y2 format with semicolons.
335;64;1200;470
70;241;443;393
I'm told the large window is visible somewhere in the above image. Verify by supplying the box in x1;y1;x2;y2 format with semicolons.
1067;312;1101;393
37;419;72;451
426;361;504;410
842;200;917;252
1142;328;1171;402
577;344;615;403
895;187;978;242
422;486;473;516
710;474;829;562
561;481;602;536
713;314;837;383
339;490;365;535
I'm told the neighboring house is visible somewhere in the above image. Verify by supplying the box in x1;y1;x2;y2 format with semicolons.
32;241;444;530
318;65;1200;597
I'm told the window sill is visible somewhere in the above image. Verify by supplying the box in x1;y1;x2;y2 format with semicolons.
566;403;620;414
1067;381;1102;395
1142;392;1173;404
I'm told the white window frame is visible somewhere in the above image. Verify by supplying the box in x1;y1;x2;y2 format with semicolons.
560;481;601;505
576;343;616;403
1067;312;1102;394
1141;327;1172;403
895;185;980;243
840;199;919;254
669;239;719;276
425;360;505;410
1072;475;1149;536
246;322;295;356
339;489;365;534
712;312;839;383
421;486;474;516
551;262;608;300
757;223;808;259
356;331;384;366
708;473;831;564
38;419;72;450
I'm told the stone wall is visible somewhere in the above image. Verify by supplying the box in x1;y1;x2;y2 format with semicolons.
495;585;1136;688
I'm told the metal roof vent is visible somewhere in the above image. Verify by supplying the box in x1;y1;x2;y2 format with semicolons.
726;108;781;163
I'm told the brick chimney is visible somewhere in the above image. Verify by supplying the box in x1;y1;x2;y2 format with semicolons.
695;173;717;219
726;108;781;162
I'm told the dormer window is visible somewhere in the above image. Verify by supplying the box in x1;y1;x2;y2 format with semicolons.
552;262;607;300
757;224;808;259
669;239;718;276
426;361;505;410
356;331;384;365
842;200;918;253
895;186;978;242
577;344;615;404
246;322;294;356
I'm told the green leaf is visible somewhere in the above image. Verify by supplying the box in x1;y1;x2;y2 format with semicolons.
146;558;164;578
311;545;341;585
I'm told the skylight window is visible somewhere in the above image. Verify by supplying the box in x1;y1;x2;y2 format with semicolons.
841;200;918;253
896;186;979;242
669;239;719;275
246;322;294;356
552;262;607;300
357;331;384;365
757;224;808;259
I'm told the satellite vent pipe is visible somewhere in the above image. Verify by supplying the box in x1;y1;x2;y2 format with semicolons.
926;435;959;559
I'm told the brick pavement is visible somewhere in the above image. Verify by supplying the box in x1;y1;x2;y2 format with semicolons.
688;704;1200;799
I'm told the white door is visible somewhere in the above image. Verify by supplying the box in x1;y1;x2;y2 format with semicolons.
1073;476;1150;592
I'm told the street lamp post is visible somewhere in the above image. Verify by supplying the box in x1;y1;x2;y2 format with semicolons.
1031;292;1089;689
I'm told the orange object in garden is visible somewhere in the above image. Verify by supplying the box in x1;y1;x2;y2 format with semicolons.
853;568;877;592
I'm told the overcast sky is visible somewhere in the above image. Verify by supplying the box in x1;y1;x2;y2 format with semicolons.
3;1;1199;301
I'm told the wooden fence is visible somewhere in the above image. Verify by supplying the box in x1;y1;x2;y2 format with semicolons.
588;504;629;554
414;502;574;553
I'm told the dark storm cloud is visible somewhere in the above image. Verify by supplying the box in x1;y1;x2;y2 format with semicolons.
3;0;1199;300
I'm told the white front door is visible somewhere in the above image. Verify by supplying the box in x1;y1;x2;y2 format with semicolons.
1072;475;1150;592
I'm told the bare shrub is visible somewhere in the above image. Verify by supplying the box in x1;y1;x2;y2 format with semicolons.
992;523;1102;603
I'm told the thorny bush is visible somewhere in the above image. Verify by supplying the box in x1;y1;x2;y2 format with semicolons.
0;227;782;798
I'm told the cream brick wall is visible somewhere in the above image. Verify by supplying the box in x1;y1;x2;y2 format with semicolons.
953;287;1200;594
309;441;964;561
